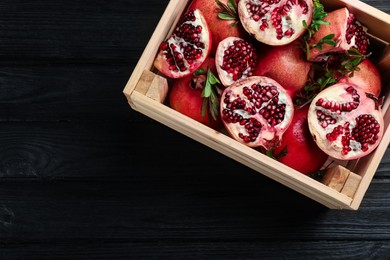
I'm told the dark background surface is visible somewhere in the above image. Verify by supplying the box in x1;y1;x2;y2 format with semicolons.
0;0;389;259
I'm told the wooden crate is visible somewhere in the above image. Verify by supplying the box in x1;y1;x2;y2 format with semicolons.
123;0;390;210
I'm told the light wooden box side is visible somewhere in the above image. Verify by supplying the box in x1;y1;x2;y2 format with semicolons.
124;0;390;210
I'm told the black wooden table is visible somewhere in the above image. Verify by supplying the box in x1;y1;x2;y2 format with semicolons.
0;1;389;259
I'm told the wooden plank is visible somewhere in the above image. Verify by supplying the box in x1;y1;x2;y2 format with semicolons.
0;0;169;63
0;65;148;121
0;241;390;259
0;180;390;242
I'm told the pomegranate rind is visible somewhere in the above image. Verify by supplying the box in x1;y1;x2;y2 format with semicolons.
253;40;312;97
237;0;314;46
154;9;212;78
220;76;294;149
215;36;258;87
338;59;382;97
308;83;384;160
273;106;329;175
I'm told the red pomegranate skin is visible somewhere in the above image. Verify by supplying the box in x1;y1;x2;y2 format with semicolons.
273;106;328;175
169;56;223;130
187;0;247;56
253;41;312;98
338;59;382;97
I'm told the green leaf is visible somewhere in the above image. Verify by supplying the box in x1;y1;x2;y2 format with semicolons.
230;21;238;27
227;0;237;14
201;98;208;117
348;48;362;56
302;20;308;29
208;70;220;85
322;34;335;40
305;41;311;59
304;84;316;91
215;0;225;9
317;77;325;85
316;20;330;25
202;81;212;98
322;39;336;46
351;57;362;67
218;13;236;20
210;92;219;120
266;149;275;159
193;68;206;76
198;68;222;122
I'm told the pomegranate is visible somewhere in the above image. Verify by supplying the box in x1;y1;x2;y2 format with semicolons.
308;8;369;62
169;56;223;130
237;0;314;46
308;83;384;160
272;106;328;175
215;36;258;86
220;76;294;149
253;40;312;98
187;0;247;55
154;9;212;78
338;59;382;97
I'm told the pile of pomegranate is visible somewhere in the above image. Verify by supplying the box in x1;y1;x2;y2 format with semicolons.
153;0;385;176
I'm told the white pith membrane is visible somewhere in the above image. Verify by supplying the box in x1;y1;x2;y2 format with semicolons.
160;9;209;78
221;76;293;149
335;9;360;54
216;37;257;86
308;84;384;160
238;0;311;45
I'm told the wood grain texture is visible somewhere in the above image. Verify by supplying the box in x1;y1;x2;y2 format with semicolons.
0;0;389;258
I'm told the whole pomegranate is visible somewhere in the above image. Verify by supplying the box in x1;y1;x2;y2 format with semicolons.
220;76;294;149
237;0;314;46
308;83;384;160
187;0;247;55
308;8;369;62
253;40;312;98
272;106;328;175
169;56;223;130
215;36;258;86
154;9;212;78
338;59;382;97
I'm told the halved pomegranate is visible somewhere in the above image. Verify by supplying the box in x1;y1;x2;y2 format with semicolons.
308;83;384;160
215;37;258;86
308;7;370;62
154;9;212;78
220;76;294;149
237;0;314;46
